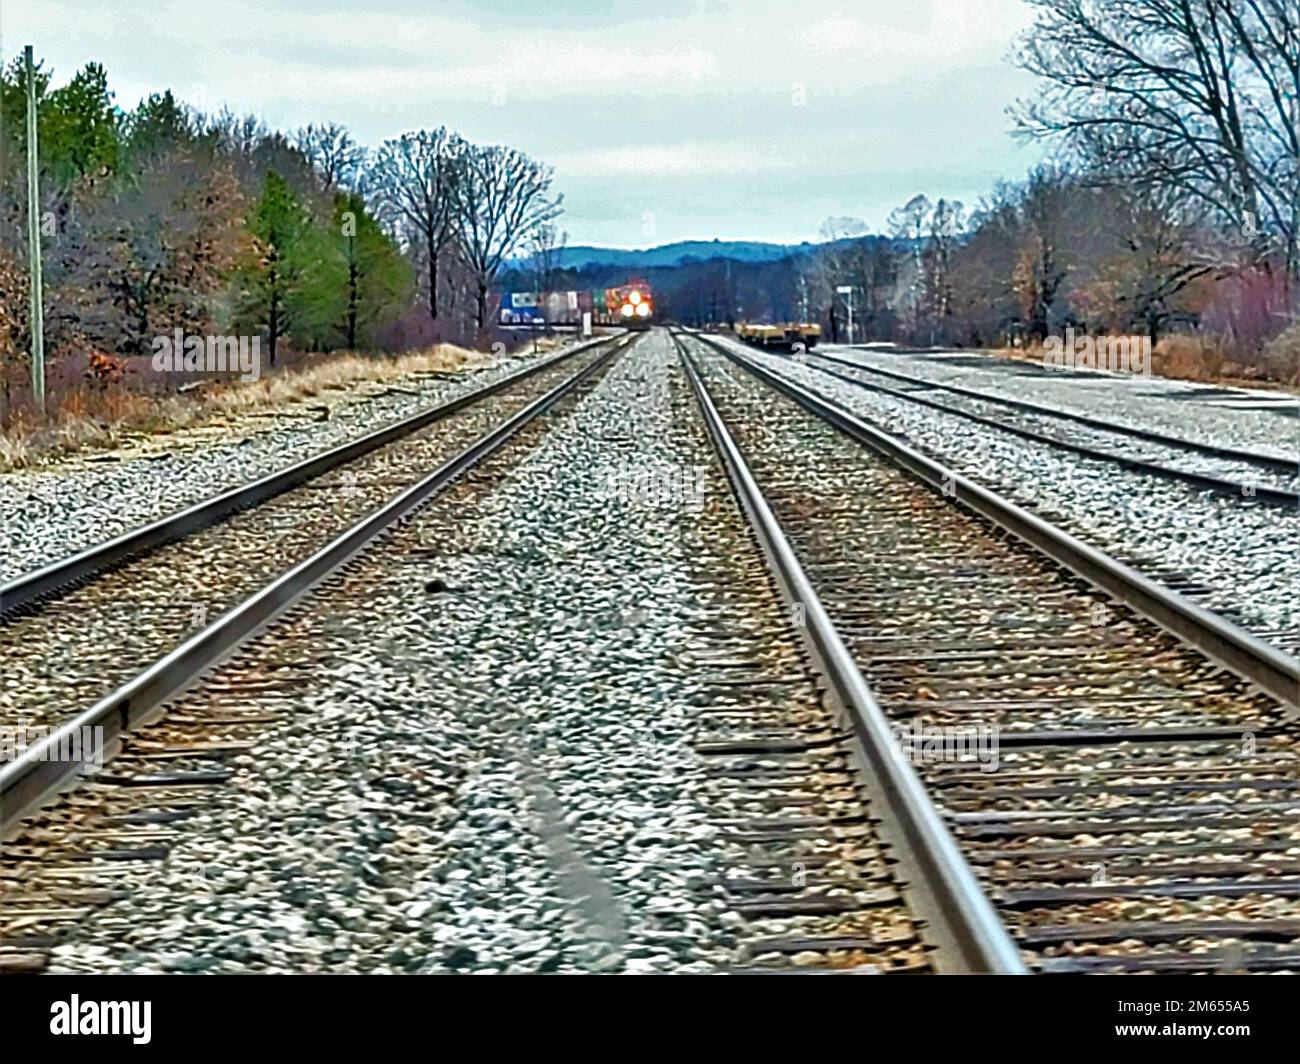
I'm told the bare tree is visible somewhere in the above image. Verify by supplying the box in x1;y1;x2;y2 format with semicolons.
887;195;932;334
1012;169;1075;341
923;198;965;339
529;222;567;297
528;223;568;335
65;149;249;357
1077;185;1210;343
453;143;562;330
1014;0;1299;290
204;108;267;159
949;184;1024;344
365;128;464;321
294;122;363;192
814;217;867;339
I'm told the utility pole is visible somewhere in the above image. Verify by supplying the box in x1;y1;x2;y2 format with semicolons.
24;46;46;414
836;284;854;345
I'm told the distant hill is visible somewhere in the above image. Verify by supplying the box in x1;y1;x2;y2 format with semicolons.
550;239;823;270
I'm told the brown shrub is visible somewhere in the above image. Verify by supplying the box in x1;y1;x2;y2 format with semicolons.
1260;324;1300;384
1150;335;1225;381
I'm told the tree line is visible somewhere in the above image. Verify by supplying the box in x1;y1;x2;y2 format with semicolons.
656;0;1298;375
0;55;561;409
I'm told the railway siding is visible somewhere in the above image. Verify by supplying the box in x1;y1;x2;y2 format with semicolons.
817;344;1299;457
725;338;1300;646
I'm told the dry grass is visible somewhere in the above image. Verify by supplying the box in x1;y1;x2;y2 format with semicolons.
0;341;533;472
1149;335;1228;382
990;333;1300;390
1261;324;1300;384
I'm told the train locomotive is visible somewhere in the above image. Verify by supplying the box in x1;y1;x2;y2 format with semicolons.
603;280;654;330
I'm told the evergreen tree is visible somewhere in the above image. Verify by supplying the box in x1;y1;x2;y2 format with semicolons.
297;192;411;349
237;170;312;366
123;90;198;164
40;62;121;187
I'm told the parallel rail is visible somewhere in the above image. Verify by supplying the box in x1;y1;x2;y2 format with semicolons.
0;332;623;618
676;332;1027;974
796;349;1299;507
688;331;1298;709
678;328;1300;972
808;346;1297;474
0;337;630;835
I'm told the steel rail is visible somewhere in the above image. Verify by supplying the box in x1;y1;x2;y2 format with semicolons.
675;334;1027;975
791;351;1299;507
688;330;1300;710
807;346;1298;475
0;331;624;618
0;336;630;835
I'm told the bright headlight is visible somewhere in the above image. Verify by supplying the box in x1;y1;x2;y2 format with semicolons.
628;290;641;305
620;303;635;317
635;302;650;317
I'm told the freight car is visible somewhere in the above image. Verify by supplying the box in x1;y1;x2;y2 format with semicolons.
499;282;654;331
499;290;588;326
734;322;821;351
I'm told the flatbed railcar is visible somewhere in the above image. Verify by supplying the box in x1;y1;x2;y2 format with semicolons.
734;322;821;351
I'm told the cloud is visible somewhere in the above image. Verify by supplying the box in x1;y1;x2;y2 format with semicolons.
552;140;806;178
2;0;1044;245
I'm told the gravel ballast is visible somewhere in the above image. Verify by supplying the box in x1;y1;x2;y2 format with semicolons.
732;339;1300;640
34;331;873;974
0;346;574;582
816;343;1299;459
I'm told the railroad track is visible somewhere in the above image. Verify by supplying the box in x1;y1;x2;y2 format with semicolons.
1;335;633;974
0;334;632;842
1;333;625;618
797;347;1299;507
675;334;1021;973
7;324;1296;975
675;328;1300;973
0;334;631;751
2;327;1017;976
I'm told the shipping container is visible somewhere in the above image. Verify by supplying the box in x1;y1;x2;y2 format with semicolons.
499;290;595;327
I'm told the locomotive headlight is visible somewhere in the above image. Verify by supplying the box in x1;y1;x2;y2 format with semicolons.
635;302;650;317
620;303;635;317
628;291;641;305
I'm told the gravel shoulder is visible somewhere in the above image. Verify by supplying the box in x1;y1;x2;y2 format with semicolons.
0;346;573;582
817;343;1300;461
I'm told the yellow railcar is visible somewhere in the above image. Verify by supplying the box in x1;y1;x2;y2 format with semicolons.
734;322;821;351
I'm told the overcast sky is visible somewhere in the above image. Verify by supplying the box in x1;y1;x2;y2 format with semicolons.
3;0;1045;248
